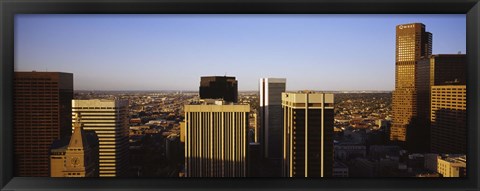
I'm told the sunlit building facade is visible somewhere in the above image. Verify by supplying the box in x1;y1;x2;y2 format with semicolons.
72;99;129;177
184;102;250;177
437;155;466;177
50;116;99;177
391;23;432;143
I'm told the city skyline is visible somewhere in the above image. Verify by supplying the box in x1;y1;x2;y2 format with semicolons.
12;18;468;178
15;14;466;91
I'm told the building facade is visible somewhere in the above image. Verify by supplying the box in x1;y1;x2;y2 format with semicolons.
334;144;366;162
282;92;334;177
247;142;262;177
430;85;466;154
14;72;73;177
50;116;99;177
259;78;286;160
415;54;466;152
437;155;466;177
391;23;432;145
184;102;250;177
199;76;238;103
72;99;129;177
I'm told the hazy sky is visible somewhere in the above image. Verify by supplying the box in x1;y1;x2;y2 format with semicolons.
15;14;466;91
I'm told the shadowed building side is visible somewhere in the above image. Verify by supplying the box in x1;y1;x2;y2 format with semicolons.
199;76;238;103
430;85;466;154
259;78;286;177
282;92;334;177
414;54;466;153
14;71;73;177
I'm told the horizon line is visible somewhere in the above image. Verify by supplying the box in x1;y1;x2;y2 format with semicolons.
73;89;395;92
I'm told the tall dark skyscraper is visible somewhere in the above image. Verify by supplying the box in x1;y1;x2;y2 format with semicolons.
391;23;432;145
415;54;466;152
199;76;238;103
282;92;334;177
259;78;286;177
14;71;73;177
259;78;286;158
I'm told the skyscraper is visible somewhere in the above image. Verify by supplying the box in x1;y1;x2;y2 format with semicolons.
415;54;466;152
72;99;129;177
14;71;73;177
199;76;238;103
391;23;432;144
184;101;249;177
431;85;466;154
259;78;286;159
282;92;334;177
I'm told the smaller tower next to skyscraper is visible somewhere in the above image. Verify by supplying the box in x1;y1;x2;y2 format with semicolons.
199;76;238;103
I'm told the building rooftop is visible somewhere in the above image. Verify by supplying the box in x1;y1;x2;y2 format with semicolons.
439;154;466;164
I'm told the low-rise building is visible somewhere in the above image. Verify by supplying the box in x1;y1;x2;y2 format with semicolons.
334;144;366;161
437;155;466;177
333;161;349;177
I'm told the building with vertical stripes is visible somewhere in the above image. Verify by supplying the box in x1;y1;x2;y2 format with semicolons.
184;101;250;177
282;92;334;177
14;71;73;177
72;99;129;177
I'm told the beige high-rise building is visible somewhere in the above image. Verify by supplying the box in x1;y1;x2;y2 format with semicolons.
282;92;334;177
431;85;466;154
72;99;129;177
184;101;250;177
391;23;432;143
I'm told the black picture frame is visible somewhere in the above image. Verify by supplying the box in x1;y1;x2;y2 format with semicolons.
1;0;479;190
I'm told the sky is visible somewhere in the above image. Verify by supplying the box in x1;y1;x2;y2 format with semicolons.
15;14;466;91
